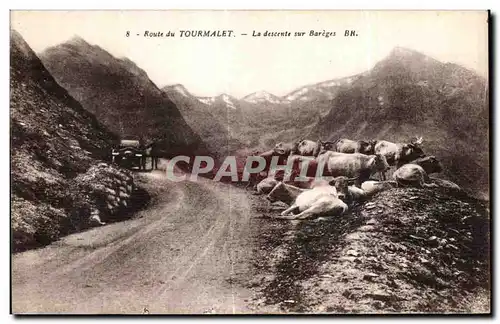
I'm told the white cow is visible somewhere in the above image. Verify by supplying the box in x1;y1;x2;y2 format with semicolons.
271;183;348;220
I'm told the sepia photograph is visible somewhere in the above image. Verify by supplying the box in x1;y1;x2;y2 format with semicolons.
9;10;490;314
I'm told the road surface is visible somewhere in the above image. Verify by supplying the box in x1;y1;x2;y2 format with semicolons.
12;171;259;314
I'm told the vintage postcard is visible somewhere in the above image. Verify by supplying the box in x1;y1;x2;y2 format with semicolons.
10;10;490;314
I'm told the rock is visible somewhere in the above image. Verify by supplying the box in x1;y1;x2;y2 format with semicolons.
358;225;375;232
365;202;376;209
372;300;385;309
342;289;356;299
409;196;419;200
439;238;448;246
119;191;130;199
365;290;393;302
340;256;357;262
366;218;377;225
346;249;359;257
105;188;116;195
419;257;430;264
345;232;363;241
363;272;379;280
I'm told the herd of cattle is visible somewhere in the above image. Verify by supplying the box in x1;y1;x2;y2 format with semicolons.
247;137;461;220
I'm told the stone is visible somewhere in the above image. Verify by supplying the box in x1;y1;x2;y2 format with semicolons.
119;191;130;199
340;256;357;262
365;290;393;302
365;203;376;210
363;272;379;280
346;249;359;257
358;225;375;232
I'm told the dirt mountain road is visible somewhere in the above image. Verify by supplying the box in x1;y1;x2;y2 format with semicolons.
12;171;258;314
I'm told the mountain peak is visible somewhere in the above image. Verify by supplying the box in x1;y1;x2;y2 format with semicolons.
66;35;92;47
216;93;237;109
385;46;436;64
242;90;288;104
163;84;191;97
390;46;421;56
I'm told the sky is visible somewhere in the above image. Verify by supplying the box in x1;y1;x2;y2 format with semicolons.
11;10;488;98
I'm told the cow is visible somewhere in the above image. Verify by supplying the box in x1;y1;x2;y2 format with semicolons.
256;176;279;195
374;137;425;179
409;155;443;175
273;142;298;156
271;183;348;220
393;164;439;188
295;139;336;157
245;146;292;190
361;180;398;196
316;151;390;187
266;182;307;206
335;139;377;155
329;176;366;205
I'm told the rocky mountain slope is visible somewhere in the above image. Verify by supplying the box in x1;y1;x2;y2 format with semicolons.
310;47;489;199
248;186;490;313
10;30;147;251
40;38;209;158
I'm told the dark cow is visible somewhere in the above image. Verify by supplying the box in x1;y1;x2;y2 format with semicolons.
329;176;365;205
335;139;377;155
295;139;336;157
316;151;390;187
409;155;443;175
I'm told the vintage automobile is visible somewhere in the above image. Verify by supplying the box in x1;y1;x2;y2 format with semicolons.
111;139;147;170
